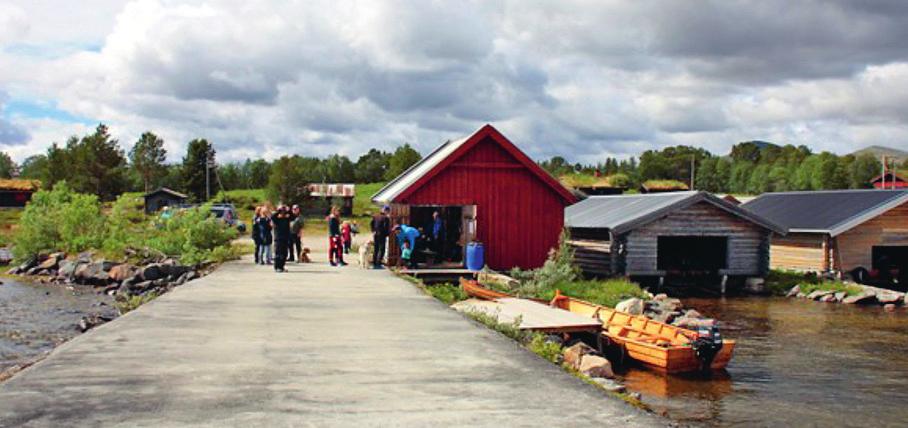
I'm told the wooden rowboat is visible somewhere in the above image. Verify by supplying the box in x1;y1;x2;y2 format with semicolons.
548;291;735;374
460;279;735;374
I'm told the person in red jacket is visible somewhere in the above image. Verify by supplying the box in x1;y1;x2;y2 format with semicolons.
327;206;346;266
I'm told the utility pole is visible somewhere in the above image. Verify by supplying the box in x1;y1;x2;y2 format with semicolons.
205;149;215;201
881;155;887;190
690;155;696;190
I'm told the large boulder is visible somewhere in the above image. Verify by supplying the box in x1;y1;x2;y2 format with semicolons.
562;342;596;370
842;292;876;305
57;260;80;278
786;285;801;298
75;262;108;285
819;294;837;303
138;264;164;281
579;355;615;379
806;290;834;300
673;317;717;330
875;291;904;305
834;292;847;302
37;253;63;270
108;264;137;282
616;298;645;315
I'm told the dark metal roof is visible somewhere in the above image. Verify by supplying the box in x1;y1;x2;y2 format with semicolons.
741;189;908;236
144;187;188;199
566;191;785;235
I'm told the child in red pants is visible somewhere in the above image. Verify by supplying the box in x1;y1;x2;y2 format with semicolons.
327;206;346;266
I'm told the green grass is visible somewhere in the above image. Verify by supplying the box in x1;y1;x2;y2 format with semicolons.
114;291;159;314
798;281;863;296
765;269;820;295
491;277;647;308
353;182;386;216
0;208;23;246
424;283;468;305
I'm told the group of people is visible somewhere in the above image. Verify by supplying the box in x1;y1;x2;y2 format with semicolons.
252;203;444;271
252;204;305;272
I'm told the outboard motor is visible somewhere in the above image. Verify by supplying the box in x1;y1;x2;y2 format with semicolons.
691;325;724;372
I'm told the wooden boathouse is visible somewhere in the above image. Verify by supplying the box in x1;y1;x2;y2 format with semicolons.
372;124;577;270
565;191;785;284
742;189;908;284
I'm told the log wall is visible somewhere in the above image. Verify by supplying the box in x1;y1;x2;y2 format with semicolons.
568;238;612;277
833;202;908;272
768;233;828;272
622;202;770;276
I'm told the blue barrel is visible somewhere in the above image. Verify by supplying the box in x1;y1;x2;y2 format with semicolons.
465;242;485;271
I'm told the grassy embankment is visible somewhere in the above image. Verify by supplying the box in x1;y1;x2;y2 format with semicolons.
764;269;863;296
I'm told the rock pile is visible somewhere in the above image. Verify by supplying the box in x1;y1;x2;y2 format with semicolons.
8;251;205;298
614;294;718;330
787;284;906;308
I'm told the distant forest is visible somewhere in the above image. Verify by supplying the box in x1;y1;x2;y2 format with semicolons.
6;124;906;202
539;142;907;194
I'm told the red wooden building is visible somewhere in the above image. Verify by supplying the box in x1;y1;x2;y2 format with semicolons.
871;172;908;189
372;124;577;270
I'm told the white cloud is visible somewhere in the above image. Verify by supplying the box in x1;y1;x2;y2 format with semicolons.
1;0;908;164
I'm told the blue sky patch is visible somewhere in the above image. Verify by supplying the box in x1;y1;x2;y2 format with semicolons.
4;99;96;126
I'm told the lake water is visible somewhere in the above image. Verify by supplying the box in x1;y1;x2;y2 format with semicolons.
0;279;111;373
620;297;908;427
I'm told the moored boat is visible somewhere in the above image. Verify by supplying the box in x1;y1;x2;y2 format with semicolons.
460;279;735;374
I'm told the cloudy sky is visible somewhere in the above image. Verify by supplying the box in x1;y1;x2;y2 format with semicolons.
1;0;907;164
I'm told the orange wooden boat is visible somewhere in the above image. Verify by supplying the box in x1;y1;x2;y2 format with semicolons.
548;291;735;374
460;279;735;374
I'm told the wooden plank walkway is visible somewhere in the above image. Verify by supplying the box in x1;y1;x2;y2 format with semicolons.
452;298;602;333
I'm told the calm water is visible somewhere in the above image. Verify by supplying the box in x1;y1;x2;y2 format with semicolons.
620;297;908;427
0;279;111;372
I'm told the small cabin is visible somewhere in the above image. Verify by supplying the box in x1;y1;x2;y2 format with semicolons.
0;179;40;207
144;187;188;214
565;191;784;285
742;190;908;284
373;124;577;270
871;172;908;189
306;183;355;216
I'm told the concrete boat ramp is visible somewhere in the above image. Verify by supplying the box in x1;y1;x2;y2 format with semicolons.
0;255;659;427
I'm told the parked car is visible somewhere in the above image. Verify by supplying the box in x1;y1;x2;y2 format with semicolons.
210;203;246;233
173;203;246;233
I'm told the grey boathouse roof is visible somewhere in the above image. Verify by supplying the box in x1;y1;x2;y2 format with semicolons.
565;191;785;235
741;189;908;236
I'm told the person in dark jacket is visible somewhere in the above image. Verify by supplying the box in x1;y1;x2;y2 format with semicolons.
431;210;444;264
252;206;264;264
271;204;293;272
327;205;346;266
289;205;304;263
370;206;391;268
257;206;273;265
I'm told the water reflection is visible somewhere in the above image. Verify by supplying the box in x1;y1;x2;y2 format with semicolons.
619;297;908;427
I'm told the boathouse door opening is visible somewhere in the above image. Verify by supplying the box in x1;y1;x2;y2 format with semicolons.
657;236;728;273
404;205;476;268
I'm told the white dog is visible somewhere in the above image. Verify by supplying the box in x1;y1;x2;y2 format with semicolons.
358;240;374;268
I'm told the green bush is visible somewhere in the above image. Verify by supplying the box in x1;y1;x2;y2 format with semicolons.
527;333;563;363
508;230;580;297
765;269;820;295
14;182;105;258
14;183;237;265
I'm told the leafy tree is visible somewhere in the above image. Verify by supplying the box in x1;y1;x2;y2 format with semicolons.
182;139;215;201
63;124;129;200
242;158;271;188
18;155;47;179
355;149;391;183
324;154;355;182
266;155;310;205
217;162;243;190
129;131;167;192
848;153;881;189
385;144;422;180
0;152;15;178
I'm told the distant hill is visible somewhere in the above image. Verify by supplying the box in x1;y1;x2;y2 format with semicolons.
851;145;908;162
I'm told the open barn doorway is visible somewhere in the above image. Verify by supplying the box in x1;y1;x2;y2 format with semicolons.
870;246;908;290
657;236;728;274
407;205;475;268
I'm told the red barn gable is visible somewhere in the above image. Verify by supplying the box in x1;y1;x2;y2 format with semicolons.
373;124;577;270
